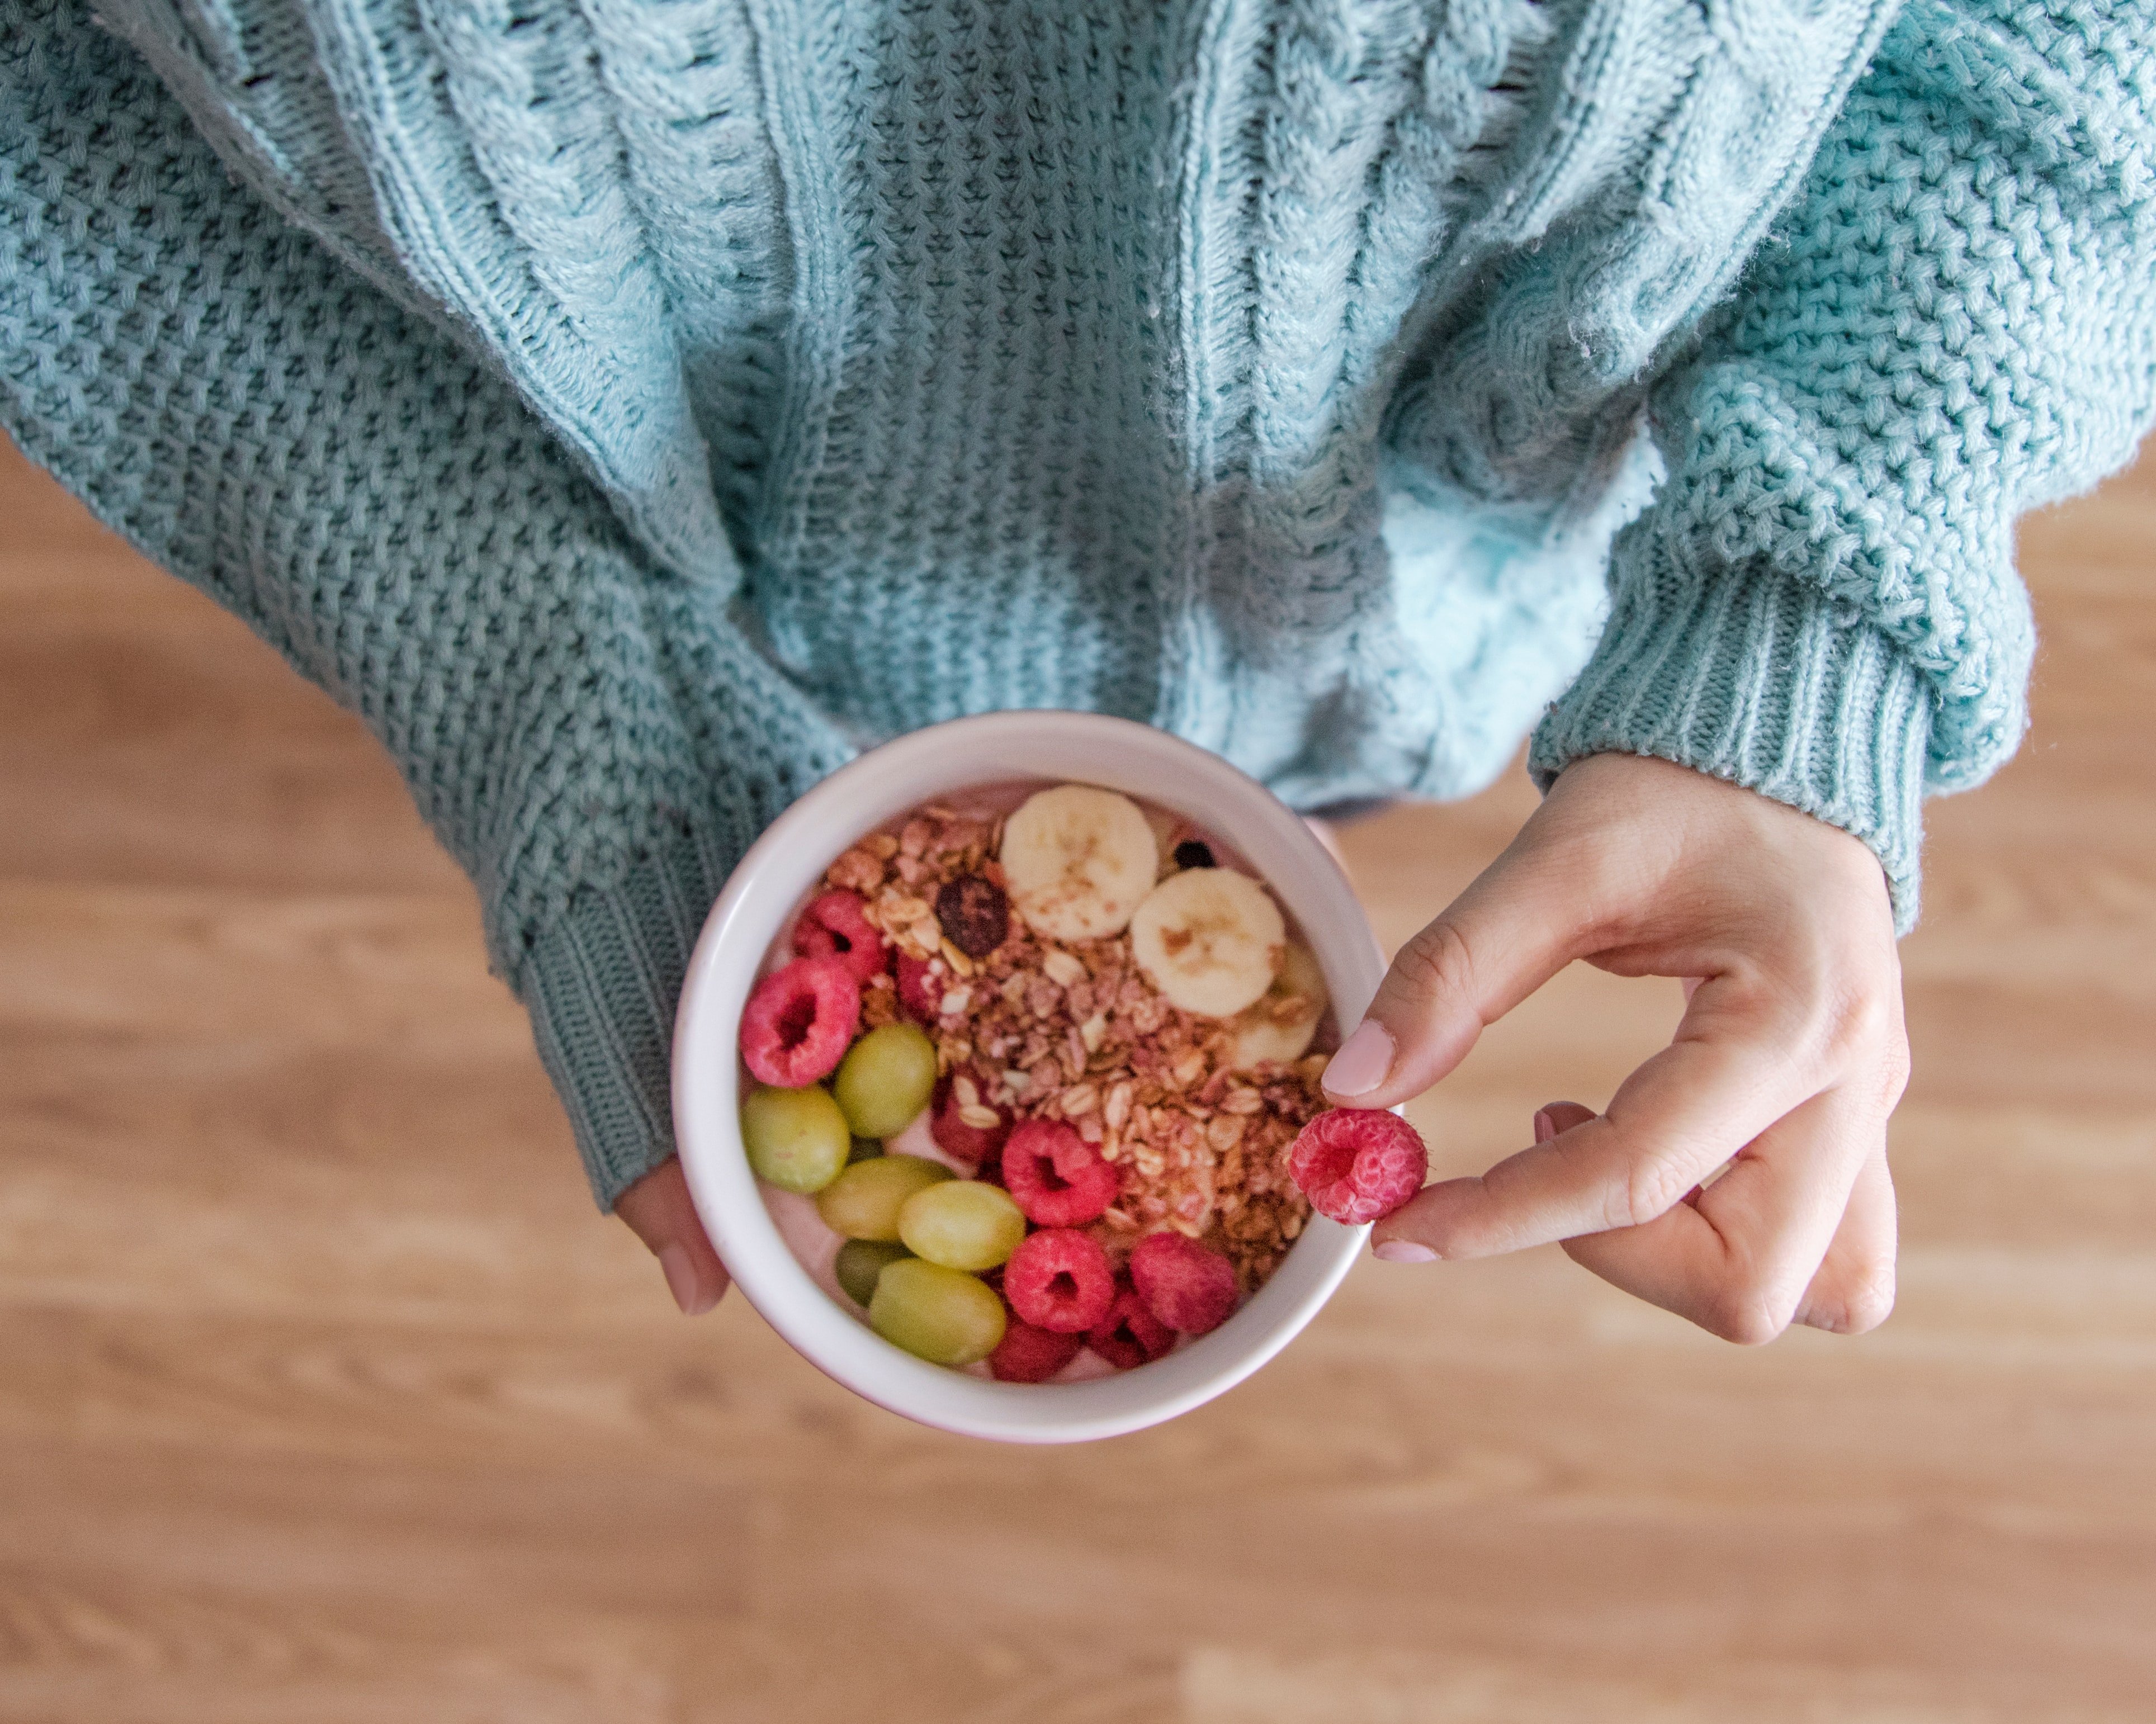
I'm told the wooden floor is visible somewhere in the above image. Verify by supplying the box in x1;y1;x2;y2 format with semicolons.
2;427;2153;1724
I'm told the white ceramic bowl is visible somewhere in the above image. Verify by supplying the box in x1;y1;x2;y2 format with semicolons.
672;711;1383;1443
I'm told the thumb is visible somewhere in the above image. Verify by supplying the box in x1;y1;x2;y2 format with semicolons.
614;1158;731;1315
1323;846;1583;1110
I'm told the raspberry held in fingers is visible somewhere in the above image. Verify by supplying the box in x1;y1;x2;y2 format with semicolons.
1289;1109;1428;1224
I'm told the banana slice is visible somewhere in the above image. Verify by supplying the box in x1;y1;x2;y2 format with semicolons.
1228;940;1328;1068
1129;868;1284;1019
1000;784;1160;942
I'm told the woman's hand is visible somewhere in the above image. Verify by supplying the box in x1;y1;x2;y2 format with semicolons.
616;1159;730;1315
1328;753;1906;1343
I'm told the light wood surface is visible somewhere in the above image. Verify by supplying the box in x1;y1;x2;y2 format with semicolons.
2;428;2152;1723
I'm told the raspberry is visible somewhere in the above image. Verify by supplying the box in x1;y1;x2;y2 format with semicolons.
988;1314;1085;1384
739;956;862;1087
1086;1280;1176;1371
929;1069;1011;1167
895;951;941;1024
1288;1107;1428;1224
1001;1119;1120;1227
792;890;890;983
934;874;1009;959
1128;1231;1239;1334
1003;1228;1117;1333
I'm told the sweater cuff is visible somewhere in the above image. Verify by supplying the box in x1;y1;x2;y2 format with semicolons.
1528;534;1932;934
519;828;728;1210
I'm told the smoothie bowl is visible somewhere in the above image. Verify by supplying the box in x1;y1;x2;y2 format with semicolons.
672;712;1384;1442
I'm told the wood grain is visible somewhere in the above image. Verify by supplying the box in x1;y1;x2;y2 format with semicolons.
2;429;2152;1723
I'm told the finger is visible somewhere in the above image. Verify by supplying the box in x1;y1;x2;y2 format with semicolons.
1794;1145;1897;1334
1559;1081;1878;1344
1538;1100;1734;1206
1534;1101;1597;1144
614;1158;730;1315
1323;839;1609;1110
1370;1102;1595;1259
1368;976;1819;1259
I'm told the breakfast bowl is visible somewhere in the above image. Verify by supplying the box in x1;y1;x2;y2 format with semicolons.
671;711;1384;1442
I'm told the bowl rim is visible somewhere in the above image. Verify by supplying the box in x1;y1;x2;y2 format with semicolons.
671;710;1383;1443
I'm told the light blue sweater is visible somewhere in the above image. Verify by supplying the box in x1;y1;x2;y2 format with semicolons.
4;0;2152;1206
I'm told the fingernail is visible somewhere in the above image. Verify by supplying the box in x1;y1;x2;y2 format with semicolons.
658;1244;715;1315
1323;1020;1394;1097
1533;1109;1556;1145
1372;1240;1438;1263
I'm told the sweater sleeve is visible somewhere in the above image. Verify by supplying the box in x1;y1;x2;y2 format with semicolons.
1529;0;2156;930
1;2;854;1206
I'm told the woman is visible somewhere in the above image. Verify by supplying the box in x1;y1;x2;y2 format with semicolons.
4;0;2150;1339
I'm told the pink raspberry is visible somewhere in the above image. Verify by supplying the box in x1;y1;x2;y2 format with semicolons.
1001;1119;1120;1228
1288;1107;1428;1225
1003;1228;1117;1333
739;956;861;1087
1128;1231;1239;1335
792;889;890;983
1086;1280;1177;1371
929;1069;1012;1168
989;1315;1085;1384
895;951;941;1024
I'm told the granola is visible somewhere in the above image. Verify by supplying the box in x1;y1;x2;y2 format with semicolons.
820;800;1324;1290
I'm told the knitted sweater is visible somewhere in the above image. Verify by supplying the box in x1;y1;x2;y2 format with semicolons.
4;0;2153;1207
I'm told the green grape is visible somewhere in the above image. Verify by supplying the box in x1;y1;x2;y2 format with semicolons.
739;1083;851;1193
848;1135;885;1164
869;1258;1007;1366
815;1153;953;1241
833;1021;939;1138
897;1178;1028;1272
834;1239;911;1307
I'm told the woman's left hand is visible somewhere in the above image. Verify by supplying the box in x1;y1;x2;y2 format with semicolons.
1325;752;1907;1343
616;1159;730;1315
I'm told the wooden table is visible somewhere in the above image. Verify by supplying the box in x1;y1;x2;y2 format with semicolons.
3;430;2152;1721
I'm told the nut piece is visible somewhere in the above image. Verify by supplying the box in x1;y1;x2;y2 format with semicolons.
935;874;1010;959
1040;948;1088;988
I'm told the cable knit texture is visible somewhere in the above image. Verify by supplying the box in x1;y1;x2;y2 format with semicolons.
5;0;2153;1205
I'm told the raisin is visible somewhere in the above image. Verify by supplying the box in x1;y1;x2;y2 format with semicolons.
935;873;1010;958
1172;839;1216;871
